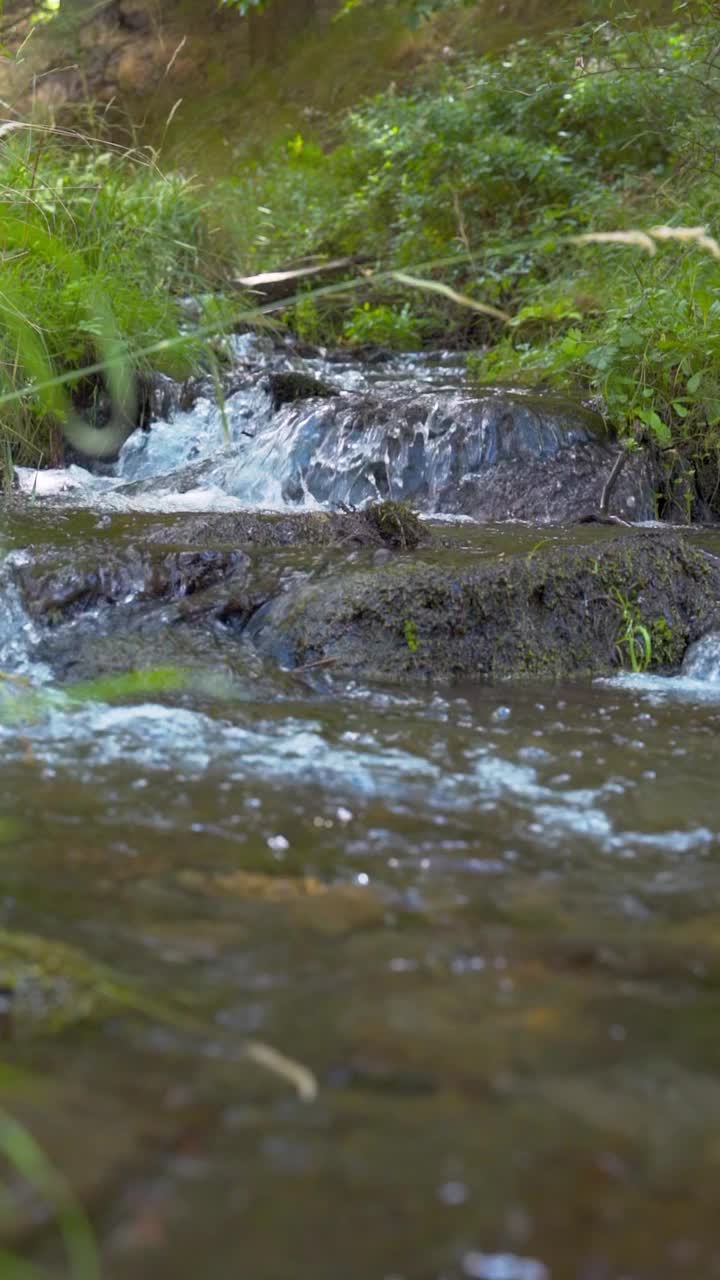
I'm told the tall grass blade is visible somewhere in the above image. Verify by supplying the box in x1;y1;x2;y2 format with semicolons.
0;1109;100;1280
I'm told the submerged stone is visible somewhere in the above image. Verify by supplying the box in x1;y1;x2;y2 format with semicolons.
179;869;384;934
15;546;248;623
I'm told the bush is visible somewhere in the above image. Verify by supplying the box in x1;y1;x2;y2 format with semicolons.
344;301;421;348
222;11;720;374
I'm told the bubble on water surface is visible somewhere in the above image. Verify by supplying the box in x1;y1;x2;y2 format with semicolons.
462;1252;549;1280
438;1179;468;1205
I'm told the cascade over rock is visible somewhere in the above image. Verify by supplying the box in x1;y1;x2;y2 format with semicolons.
63;339;658;523
193;385;655;521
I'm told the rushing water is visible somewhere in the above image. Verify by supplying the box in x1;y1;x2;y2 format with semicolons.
3;345;720;1279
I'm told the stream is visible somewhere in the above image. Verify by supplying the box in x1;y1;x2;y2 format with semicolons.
2;339;720;1280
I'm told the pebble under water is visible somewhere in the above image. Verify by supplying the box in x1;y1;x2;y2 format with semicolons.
2;342;720;1279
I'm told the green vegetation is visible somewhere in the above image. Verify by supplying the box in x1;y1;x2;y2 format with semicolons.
0;133;232;465
0;665;189;725
611;588;653;673
0;1108;99;1280
404;617;419;653
211;3;720;495
2;0;720;495
366;500;424;548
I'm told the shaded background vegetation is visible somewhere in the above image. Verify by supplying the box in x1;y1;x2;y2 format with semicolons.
0;0;718;511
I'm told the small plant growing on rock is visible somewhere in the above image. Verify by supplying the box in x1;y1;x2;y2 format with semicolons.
612;589;652;673
366;500;424;549
404;618;419;653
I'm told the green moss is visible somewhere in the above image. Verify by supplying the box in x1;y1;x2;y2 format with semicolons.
650;615;681;667
366;501;424;550
0;928;173;1037
404;617;419;652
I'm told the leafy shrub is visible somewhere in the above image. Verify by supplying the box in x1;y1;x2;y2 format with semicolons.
471;234;720;455
223;12;720;370
344;301;421;348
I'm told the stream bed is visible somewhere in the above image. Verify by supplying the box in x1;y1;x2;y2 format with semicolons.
2;343;720;1280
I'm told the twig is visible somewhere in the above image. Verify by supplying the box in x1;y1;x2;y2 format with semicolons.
599;447;629;515
243;1041;318;1102
285;656;336;676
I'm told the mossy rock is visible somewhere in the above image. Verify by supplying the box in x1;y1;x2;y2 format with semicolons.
0;928;172;1037
246;530;720;681
365;500;424;550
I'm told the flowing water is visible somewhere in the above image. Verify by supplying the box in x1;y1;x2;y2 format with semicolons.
3;342;720;1280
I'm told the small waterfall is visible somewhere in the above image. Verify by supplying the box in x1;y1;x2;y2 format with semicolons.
116;385;275;483
196;386;608;512
15;338;652;522
0;552;52;681
681;632;720;681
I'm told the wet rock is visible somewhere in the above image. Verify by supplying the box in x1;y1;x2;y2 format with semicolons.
60;371;191;470
0;926;160;1037
138;508;428;551
8;509;428;682
15;547;248;623
681;630;720;680
200;385;658;521
265;370;338;409
139;371;193;425
246;531;720;681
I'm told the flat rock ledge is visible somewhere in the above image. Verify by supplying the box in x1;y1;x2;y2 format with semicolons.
11;508;720;683
246;531;720;681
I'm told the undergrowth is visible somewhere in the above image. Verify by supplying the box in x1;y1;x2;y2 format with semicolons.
0;129;234;465
2;1;720;484
213;3;720;477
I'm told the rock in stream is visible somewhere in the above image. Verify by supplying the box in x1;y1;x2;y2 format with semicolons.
7;509;720;684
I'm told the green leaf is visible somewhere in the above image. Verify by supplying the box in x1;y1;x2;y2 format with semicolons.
617;325;644;350
687;371;702;394
637;407;671;445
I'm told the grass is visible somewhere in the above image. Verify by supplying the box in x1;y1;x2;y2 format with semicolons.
0;1109;100;1280
0;125;237;466
611;588;653;673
